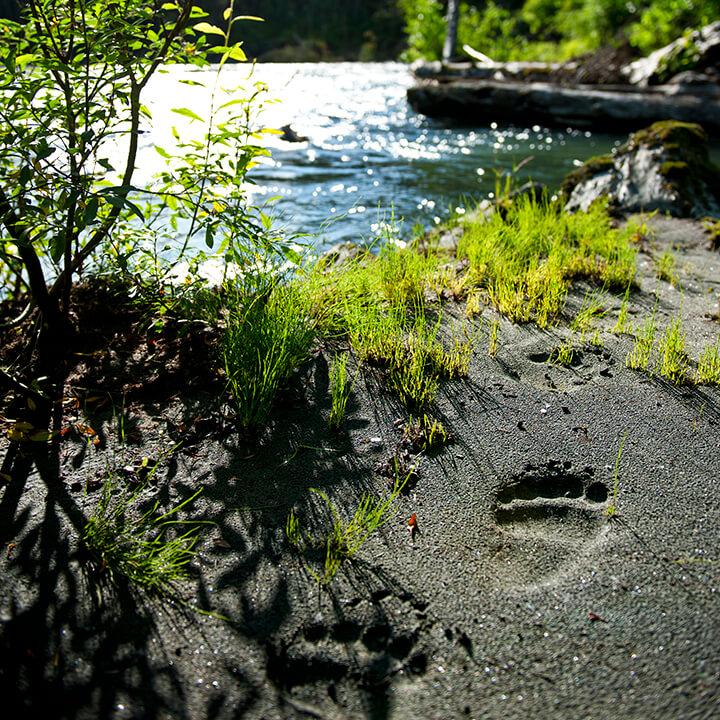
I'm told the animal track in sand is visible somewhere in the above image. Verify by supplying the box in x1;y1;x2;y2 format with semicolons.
525;347;616;391
495;461;608;538
266;593;430;697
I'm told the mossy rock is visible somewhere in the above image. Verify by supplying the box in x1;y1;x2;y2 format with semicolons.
562;121;720;218
560;154;614;198
625;120;707;153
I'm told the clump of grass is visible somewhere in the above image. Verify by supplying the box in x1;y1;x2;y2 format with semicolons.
702;217;720;250
572;290;606;338
655;250;679;287
403;413;449;452
696;340;720;385
657;317;689;385
465;289;484;317
612;285;633;335
626;314;657;371
287;472;408;586
549;337;575;367
457;196;637;328
302;244;474;410
379;243;437;309
488;318;500;357
344;303;472;409
223;284;315;430
328;352;354;430
83;476;203;596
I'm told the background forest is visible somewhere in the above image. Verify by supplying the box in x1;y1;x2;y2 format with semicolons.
0;0;718;61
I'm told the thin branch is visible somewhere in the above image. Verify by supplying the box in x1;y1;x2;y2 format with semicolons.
48;1;194;297
0;365;47;402
0;302;34;330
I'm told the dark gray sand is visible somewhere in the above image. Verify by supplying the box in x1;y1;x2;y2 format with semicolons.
1;216;719;719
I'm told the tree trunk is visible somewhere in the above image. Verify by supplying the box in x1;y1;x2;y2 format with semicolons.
443;0;460;63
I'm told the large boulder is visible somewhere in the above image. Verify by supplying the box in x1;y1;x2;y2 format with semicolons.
562;121;720;218
623;22;720;86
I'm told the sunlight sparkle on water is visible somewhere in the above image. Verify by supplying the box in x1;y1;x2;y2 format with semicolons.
129;62;624;250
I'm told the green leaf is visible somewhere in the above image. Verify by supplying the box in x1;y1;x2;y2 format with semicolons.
19;165;32;186
1;52;15;75
193;22;225;37
154;145;171;159
205;225;214;249
234;16;264;22
124;199;145;222
35;140;53;161
83;197;99;226
50;235;66;263
218;97;250;111
15;54;36;69
219;45;247;63
171;107;204;122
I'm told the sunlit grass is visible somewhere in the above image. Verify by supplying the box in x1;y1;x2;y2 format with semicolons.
626;314;657;371
697;340;720;385
223;284;316;430
286;471;409;586
657;317;689;385
328;352;353;430
655;250;679;287
303;249;473;410
458;197;637;328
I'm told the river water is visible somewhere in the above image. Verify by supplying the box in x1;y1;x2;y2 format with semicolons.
141;62;627;251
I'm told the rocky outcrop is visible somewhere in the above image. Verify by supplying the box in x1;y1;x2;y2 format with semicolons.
407;78;720;133
562;121;720;218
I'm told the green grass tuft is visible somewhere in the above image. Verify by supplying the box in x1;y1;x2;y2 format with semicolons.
655;250;679;287
626;314;657;371
83;475;203;597
403;413;449;452
457;196;637;328
657;317;689;385
696;339;720;385
612;285;633;335
223;284;316;430
328;352;354;430
287;472;409;586
572;290;606;338
549;337;575;367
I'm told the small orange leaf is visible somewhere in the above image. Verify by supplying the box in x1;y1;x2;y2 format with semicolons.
407;513;419;539
75;423;96;437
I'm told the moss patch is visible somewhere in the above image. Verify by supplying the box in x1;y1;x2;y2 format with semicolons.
626;120;708;155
